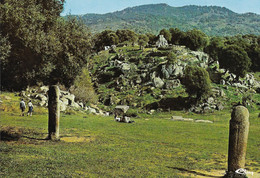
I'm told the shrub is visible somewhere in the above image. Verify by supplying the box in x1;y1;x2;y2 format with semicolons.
182;66;212;101
166;52;177;64
218;45;251;79
70;68;98;104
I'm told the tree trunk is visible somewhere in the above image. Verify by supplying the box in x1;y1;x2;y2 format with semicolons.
47;85;60;140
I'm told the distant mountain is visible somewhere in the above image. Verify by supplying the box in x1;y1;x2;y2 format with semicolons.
71;3;260;36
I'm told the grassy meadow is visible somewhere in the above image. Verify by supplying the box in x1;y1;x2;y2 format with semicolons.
0;92;260;177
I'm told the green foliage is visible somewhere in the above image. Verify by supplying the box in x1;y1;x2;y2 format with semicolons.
159;29;171;42
146;33;157;45
182;66;212;100
166;52;177;64
218;45;251;78
0;34;11;62
0;0;92;90
76;4;260;36
169;28;186;45
116;29;138;45
138;34;149;49
224;35;260;72
204;37;225;61
70;68;98;104
94;30;119;51
183;29;209;51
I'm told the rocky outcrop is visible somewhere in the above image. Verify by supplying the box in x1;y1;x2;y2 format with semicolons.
93;45;259;113
20;86;105;115
156;35;168;47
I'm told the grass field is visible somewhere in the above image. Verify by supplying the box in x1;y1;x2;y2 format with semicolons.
0;93;260;177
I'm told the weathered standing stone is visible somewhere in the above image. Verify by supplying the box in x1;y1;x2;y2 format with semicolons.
228;106;249;173
48;85;60;140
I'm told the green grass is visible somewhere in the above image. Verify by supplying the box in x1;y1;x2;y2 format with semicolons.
1;93;260;177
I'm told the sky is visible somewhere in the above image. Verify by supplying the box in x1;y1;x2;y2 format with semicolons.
61;0;260;16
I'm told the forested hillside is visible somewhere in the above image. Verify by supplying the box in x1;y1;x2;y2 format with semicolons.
73;3;260;36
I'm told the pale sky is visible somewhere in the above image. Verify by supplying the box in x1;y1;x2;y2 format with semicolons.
61;0;260;16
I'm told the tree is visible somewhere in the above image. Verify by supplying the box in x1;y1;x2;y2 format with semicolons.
182;66;211;101
146;33;157;46
159;29;172;42
0;0;92;140
183;29;209;51
204;37;224;62
94;30;119;51
138;34;149;50
1;0;92;90
218;45;251;79
248;44;260;72
169;28;186;45
116;29;138;45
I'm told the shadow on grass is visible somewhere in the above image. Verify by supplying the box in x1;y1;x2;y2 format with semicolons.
21;135;48;141
167;167;223;177
146;96;197;111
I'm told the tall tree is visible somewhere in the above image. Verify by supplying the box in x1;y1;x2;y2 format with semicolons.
0;0;92;90
1;0;92;140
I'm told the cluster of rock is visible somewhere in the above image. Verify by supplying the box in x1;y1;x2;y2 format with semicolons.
20;86;106;115
94;43;260;113
96;47;210;91
220;72;260;91
188;87;226;113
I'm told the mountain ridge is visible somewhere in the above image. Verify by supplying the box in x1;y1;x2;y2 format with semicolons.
71;4;260;36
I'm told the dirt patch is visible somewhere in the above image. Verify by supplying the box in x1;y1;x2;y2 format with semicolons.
60;136;94;143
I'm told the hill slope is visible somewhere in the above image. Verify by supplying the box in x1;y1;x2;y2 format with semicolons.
74;3;260;36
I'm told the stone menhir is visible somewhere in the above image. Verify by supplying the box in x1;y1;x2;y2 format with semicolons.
228;106;249;173
156;35;168;47
48;85;60;140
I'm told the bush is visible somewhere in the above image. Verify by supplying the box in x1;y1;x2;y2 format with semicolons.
166;52;177;64
218;45;251;79
70;68;98;104
182;66;211;101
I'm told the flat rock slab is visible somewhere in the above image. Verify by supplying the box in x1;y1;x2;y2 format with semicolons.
171;116;213;123
195;120;213;123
